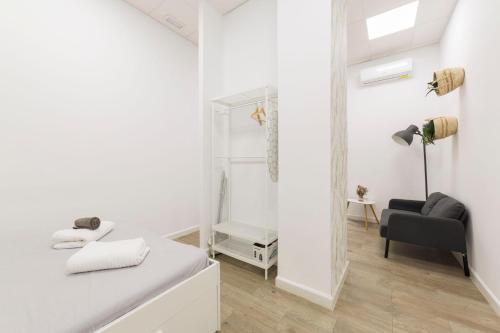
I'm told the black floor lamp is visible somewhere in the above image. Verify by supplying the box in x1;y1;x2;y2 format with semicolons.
392;125;429;199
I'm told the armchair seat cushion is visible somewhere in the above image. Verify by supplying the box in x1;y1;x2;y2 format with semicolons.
380;209;421;237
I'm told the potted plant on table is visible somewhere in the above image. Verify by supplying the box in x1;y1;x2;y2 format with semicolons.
356;185;368;201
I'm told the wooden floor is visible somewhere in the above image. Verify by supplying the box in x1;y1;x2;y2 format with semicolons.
176;221;500;332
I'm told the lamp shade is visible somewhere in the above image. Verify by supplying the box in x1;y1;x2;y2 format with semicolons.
392;125;419;146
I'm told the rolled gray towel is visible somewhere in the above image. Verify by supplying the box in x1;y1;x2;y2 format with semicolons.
74;217;101;230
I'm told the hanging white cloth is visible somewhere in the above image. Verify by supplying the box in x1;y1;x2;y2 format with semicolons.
266;105;278;182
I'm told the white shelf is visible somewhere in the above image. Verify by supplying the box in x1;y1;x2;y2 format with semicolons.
212;86;277;108
212;239;277;270
212;221;277;244
215;155;265;159
215;156;266;163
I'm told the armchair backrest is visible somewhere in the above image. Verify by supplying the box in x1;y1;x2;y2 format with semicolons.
427;194;467;225
421;192;448;215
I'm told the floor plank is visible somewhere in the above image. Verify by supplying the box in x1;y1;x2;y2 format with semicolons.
176;221;500;332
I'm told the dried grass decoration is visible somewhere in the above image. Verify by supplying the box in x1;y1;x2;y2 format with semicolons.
426;68;465;96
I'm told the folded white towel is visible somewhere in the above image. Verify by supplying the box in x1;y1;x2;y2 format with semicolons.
52;221;115;249
66;238;150;274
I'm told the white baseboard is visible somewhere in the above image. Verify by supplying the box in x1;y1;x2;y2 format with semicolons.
276;276;335;310
163;225;199;240
331;261;350;310
347;214;378;224
471;267;500;316
452;252;500;316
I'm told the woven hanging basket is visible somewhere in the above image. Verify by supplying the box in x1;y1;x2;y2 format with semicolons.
428;116;458;140
433;68;465;96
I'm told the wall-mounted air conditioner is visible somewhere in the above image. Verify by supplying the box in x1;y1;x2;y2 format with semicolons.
360;58;413;85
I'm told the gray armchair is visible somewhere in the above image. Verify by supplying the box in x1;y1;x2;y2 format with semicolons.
380;192;469;276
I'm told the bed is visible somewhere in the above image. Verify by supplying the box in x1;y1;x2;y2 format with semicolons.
1;222;220;333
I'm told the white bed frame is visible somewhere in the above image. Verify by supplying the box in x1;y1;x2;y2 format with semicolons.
96;259;220;333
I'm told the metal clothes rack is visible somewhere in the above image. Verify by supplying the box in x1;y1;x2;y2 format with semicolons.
209;86;278;280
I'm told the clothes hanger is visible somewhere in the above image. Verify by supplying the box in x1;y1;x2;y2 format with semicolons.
250;102;266;126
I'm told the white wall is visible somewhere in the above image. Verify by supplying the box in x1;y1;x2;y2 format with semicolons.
277;0;334;308
198;0;277;249
0;0;198;235
198;0;224;248
347;1;500;314
347;45;443;219
222;0;277;94
439;0;500;313
222;0;278;231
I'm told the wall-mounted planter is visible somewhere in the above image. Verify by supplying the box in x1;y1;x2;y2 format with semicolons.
423;116;458;144
426;68;465;96
432;116;458;139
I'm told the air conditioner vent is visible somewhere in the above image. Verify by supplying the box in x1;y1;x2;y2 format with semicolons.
360;58;413;85
165;16;184;30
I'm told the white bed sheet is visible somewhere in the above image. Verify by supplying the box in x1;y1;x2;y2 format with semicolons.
0;221;208;333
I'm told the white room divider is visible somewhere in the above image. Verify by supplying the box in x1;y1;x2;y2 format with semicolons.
276;0;349;310
330;0;349;306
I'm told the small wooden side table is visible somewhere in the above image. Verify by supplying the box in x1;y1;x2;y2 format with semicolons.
347;198;380;230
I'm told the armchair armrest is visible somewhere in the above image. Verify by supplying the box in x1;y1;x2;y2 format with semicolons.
387;213;466;252
388;199;425;213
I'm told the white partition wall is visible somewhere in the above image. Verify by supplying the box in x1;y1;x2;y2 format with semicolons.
199;0;224;250
330;0;349;306
276;0;348;309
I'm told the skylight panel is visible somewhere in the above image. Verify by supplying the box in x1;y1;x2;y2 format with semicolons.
367;1;419;40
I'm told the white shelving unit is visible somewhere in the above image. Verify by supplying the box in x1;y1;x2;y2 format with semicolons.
210;86;278;280
213;222;277;244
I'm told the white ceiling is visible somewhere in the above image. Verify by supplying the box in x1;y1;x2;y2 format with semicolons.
348;0;457;65
123;0;248;44
124;0;457;64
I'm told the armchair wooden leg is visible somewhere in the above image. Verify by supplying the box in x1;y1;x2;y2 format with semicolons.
384;239;390;258
463;252;470;277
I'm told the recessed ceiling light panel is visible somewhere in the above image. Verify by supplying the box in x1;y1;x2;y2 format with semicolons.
366;1;419;40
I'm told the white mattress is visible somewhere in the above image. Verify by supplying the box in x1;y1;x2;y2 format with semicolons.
0;221;208;333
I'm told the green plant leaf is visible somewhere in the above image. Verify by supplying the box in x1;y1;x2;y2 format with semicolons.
425;79;439;96
422;121;435;145
425;88;436;96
